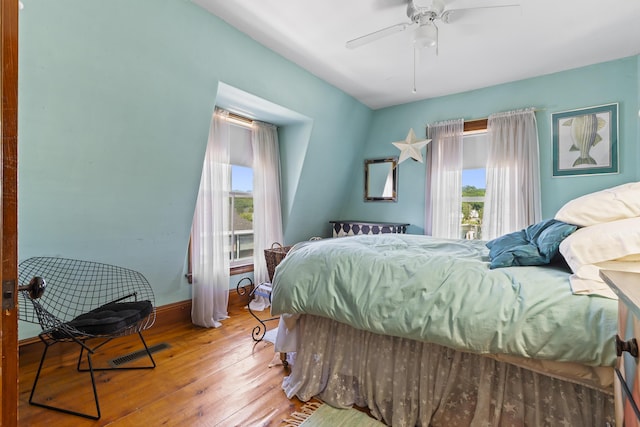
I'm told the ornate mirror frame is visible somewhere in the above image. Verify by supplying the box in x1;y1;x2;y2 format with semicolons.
364;157;398;202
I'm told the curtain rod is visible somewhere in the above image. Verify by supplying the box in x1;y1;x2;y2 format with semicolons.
227;112;254;125
215;107;254;126
463;108;545;123
218;109;278;129
426;107;545;133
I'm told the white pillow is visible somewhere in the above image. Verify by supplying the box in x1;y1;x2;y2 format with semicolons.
560;217;640;281
555;181;640;227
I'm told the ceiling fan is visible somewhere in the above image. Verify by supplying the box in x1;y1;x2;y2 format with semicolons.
346;0;519;93
346;0;520;52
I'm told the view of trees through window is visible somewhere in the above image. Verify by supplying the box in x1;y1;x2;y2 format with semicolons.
461;169;485;240
234;196;253;224
230;165;254;264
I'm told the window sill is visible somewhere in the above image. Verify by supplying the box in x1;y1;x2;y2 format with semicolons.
185;264;254;284
231;264;254;276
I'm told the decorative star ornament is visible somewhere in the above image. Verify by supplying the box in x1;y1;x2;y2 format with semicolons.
392;128;431;163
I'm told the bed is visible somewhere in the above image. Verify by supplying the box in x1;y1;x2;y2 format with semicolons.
270;233;618;426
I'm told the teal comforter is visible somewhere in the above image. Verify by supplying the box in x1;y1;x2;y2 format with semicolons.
271;234;617;367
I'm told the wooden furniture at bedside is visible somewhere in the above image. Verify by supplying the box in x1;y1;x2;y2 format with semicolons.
601;269;640;426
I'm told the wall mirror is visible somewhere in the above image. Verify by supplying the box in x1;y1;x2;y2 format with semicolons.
364;157;398;202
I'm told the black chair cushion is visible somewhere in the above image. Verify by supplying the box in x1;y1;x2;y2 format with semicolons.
65;300;153;335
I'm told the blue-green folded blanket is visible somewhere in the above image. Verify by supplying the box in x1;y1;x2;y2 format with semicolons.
485;219;577;269
271;234;616;367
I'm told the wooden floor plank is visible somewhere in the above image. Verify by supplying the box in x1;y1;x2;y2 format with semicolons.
18;305;306;426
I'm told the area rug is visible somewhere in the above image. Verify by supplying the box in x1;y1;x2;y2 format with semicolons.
282;401;386;427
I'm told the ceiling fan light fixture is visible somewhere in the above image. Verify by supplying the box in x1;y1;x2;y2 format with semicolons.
413;23;437;49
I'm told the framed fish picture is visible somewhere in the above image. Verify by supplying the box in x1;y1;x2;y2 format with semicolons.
552;103;618;177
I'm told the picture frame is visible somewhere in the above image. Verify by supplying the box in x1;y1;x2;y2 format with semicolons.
552;103;618;177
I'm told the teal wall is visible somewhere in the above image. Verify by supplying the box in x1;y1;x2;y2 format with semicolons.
17;0;372;338
340;56;640;234
16;1;640;339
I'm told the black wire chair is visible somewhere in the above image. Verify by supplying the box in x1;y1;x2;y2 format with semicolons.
18;257;157;420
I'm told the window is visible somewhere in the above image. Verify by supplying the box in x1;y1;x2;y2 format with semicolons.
188;110;283;286
187;118;255;283
461;129;488;240
229;166;253;266
228;123;254;268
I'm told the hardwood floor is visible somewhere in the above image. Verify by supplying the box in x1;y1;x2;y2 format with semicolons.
18;302;306;426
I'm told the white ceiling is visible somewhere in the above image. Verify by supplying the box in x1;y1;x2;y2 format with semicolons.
193;0;640;110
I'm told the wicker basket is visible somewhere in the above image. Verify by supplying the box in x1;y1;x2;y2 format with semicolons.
264;242;292;282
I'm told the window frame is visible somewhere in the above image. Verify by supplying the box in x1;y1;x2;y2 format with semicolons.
460;119;488;240
228;187;254;269
186;244;255;284
188;179;256;282
464;118;487;133
226;119;255;273
186;113;257;283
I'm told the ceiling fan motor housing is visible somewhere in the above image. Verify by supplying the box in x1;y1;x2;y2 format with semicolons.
408;0;445;23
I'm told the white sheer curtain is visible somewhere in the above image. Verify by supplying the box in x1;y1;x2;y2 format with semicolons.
483;108;541;240
426;119;464;238
191;108;231;328
251;121;284;285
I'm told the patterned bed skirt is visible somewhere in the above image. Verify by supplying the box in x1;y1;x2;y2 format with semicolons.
282;314;614;426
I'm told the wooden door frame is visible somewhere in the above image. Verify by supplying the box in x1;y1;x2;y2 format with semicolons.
1;0;20;426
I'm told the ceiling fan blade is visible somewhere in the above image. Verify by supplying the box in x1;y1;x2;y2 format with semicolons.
346;22;413;49
444;4;520;15
441;4;520;23
448;3;520;12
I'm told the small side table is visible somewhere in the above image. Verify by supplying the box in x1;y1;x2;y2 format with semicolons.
600;269;640;426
